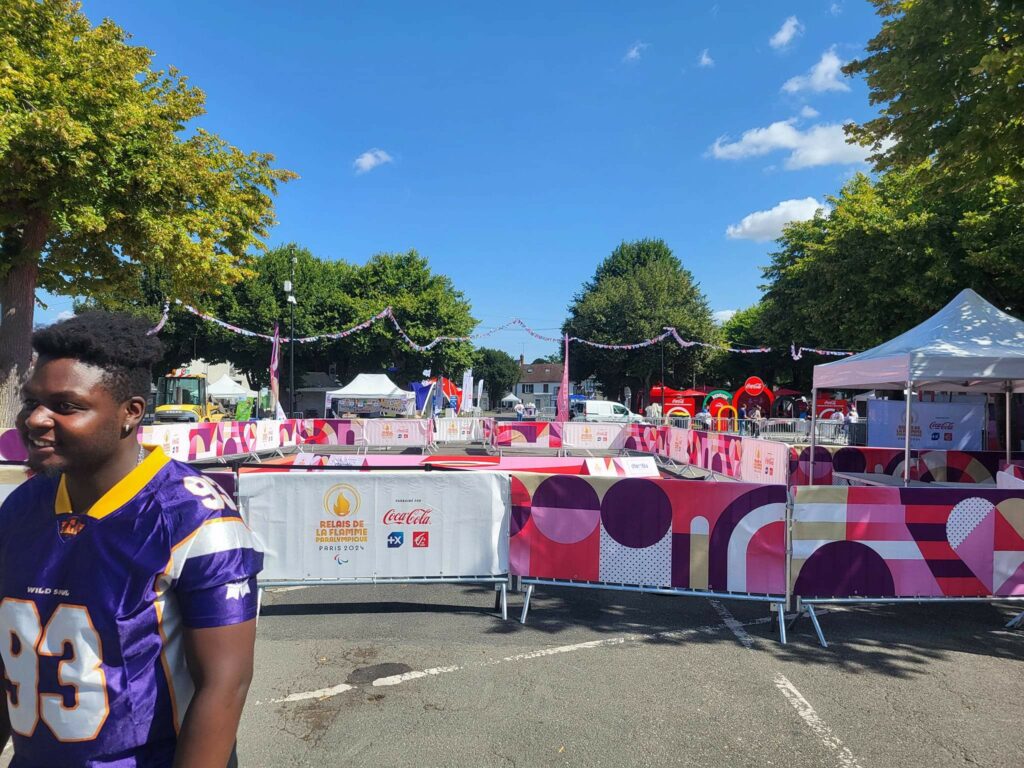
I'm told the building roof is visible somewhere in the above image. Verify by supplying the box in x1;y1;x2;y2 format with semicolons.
519;362;564;384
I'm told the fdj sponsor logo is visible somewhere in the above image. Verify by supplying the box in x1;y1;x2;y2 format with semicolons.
387;532;404;548
412;531;429;548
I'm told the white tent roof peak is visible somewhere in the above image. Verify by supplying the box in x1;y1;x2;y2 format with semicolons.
327;373;411;399
207;374;254;399
814;288;1024;391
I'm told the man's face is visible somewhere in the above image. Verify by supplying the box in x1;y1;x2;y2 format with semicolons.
16;357;127;477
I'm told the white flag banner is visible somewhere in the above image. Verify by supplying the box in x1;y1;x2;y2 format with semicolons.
239;470;510;582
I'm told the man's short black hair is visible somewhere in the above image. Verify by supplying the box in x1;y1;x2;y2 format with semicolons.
32;311;165;401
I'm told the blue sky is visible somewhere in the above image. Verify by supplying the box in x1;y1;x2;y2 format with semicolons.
41;1;883;361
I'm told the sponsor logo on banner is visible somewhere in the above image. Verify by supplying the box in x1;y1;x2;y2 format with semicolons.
382;507;433;525
317;483;367;550
382;423;394;439
387;531;404;548
413;531;429;548
324;483;360;517
334;554;349;565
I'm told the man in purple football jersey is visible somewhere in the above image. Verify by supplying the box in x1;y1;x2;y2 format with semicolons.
0;312;263;767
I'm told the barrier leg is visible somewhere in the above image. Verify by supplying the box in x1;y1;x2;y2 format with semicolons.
805;604;828;648
500;583;508;621
776;603;787;645
493;586;502;612
520;584;534;624
256;587;264;625
1006;609;1024;629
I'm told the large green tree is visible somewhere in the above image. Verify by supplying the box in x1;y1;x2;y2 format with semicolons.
0;0;294;422
845;0;1024;190
473;348;521;410
563;239;719;402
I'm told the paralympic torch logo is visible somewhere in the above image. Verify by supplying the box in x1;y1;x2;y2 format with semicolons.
323;483;361;517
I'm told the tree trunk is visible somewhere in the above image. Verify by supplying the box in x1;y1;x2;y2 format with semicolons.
0;220;47;427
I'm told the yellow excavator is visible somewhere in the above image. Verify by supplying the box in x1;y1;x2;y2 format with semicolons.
153;371;229;424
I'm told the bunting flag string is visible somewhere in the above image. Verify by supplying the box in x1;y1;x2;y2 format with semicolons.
146;301;170;336
159;299;819;356
790;344;855;361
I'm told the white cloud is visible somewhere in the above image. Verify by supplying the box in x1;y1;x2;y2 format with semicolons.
709;118;871;169
799;105;820;119
713;309;737;324
769;16;804;50
56;310;74;321
782;48;849;93
726;197;825;242
698;48;714;68
353;148;394;174
830;3;843;15
623;41;648;62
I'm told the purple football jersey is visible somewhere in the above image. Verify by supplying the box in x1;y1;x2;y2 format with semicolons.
0;448;262;767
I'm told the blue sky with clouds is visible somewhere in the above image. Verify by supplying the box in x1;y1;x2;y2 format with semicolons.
41;1;883;360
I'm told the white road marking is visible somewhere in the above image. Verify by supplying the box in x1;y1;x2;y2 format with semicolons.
774;673;863;768
269;682;354;703
710;599;755;649
712;600;862;768
373;665;462;687
260;614;774;705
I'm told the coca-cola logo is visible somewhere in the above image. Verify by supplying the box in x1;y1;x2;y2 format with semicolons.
929;421;954;430
744;379;764;396
383;507;433;525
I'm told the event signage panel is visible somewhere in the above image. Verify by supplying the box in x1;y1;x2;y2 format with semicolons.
792;485;1024;598
561;422;628;450
868;400;983;451
509;474;787;595
239;470;509;582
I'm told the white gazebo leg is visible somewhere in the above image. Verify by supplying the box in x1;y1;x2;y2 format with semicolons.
1006;381;1013;466
809;387;818;486
903;383;913;485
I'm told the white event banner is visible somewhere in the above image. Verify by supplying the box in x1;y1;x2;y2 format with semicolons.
868;400;983;450
560;422;628;450
361;419;434;448
239;470;510;582
434;417;486;443
738;437;789;485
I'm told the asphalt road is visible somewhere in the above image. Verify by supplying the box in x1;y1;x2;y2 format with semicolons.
2;584;1021;767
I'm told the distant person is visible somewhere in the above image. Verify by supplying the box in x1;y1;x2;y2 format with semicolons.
1;311;262;767
514;401;525;421
750;404;762;436
697;404;711;430
738;404;748;434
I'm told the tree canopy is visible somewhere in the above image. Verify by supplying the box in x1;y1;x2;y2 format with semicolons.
96;245;477;392
846;0;1024;190
474;348;521;409
563;239;718;400
0;0;294;423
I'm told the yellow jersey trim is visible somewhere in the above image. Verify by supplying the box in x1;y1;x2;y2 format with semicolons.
55;447;171;519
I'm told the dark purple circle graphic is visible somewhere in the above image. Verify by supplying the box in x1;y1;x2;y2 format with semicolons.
0;429;27;462
600;479;672;548
793;540;894;598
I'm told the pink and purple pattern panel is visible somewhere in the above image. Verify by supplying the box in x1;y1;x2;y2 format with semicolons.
792;485;1024;598
509;474;787;596
493;422;563;448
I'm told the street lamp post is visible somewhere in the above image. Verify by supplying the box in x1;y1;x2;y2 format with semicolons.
285;256;297;417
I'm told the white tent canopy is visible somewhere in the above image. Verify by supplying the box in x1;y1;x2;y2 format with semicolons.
814;289;1024;392
207;375;255;400
327;373;410;399
500;392;521;404
810;288;1024;480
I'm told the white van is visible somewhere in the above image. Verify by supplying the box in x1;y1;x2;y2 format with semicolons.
570;399;645;423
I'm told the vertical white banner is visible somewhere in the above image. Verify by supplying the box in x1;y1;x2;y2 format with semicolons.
239;470;510;581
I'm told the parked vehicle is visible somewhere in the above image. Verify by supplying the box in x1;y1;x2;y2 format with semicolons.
570;399;645;423
154;371;229;424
